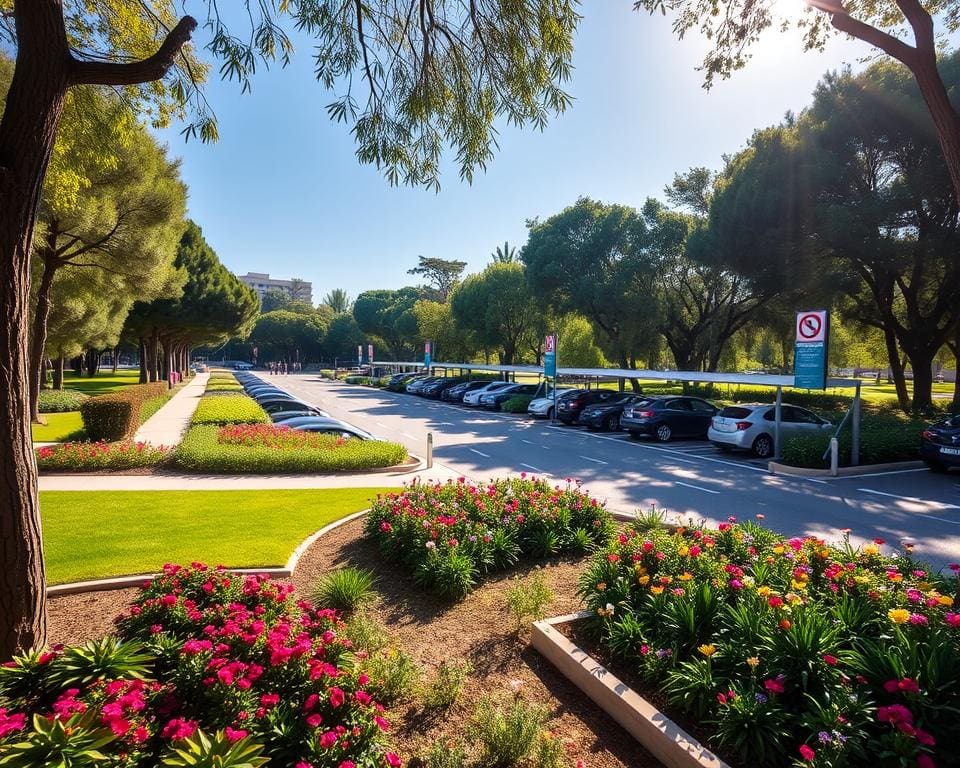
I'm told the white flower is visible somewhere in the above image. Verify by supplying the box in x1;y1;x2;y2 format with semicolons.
425;540;436;550
605;603;615;616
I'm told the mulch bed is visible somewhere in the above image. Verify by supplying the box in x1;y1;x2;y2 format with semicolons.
48;517;662;768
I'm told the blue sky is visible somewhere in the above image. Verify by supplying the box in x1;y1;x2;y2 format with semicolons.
161;3;869;303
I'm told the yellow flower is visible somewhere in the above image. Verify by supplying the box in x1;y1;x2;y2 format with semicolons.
650;585;664;595
786;592;802;604
733;530;744;542
938;595;954;607
678;546;690;557
679;572;693;582
917;582;932;591
773;545;785;555
790;580;807;592
863;544;879;556
698;644;717;657
888;608;910;624
757;586;772;597
638;575;651;586
745;656;759;668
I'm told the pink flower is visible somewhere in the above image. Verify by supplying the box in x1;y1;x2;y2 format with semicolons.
385;753;402;768
305;713;324;728
328;687;345;708
917;755;935;768
319;731;338;749
225;727;248;743
764;676;785;695
822;654;838;666
799;744;815;761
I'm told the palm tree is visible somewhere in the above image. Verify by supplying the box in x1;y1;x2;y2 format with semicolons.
491;241;517;263
323;288;351;313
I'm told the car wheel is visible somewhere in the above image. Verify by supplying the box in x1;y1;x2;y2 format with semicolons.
606;414;620;431
546;407;554;420
752;434;774;458
926;461;948;474
656;423;672;442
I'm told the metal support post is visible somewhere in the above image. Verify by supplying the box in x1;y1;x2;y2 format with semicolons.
851;381;861;466
830;437;839;476
774;386;783;461
426;432;433;469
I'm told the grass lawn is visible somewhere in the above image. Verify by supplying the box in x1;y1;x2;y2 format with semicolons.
32;411;85;442
41;488;393;585
61;370;143;395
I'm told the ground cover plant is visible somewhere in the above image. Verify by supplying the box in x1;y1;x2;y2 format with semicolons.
60;370;144;395
578;516;960;767
175;426;407;473
0;564;399;768
40;488;391;584
191;394;270;426
30;411;85;442
501;395;535;414
37;389;89;413
783;413;927;468
364;477;614;599
36;440;169;472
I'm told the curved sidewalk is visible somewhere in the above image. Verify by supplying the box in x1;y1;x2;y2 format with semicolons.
133;372;209;446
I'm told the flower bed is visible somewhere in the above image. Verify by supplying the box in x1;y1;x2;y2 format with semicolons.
191;394;270;426
0;564;398;768
364;477;614;599
38;389;89;413
175;425;408;473
36;440;170;471
577;517;960;767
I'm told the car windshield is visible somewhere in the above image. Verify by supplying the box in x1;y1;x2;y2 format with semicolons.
719;406;753;419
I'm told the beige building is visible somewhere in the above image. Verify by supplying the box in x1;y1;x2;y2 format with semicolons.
237;272;312;304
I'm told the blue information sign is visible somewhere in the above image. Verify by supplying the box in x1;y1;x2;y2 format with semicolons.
794;341;827;389
543;335;557;378
424;341;432;368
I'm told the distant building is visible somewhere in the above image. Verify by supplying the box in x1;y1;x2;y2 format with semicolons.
237;272;312;304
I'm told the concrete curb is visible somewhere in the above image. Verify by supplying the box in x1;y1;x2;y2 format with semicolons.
47;509;373;598
768;459;925;478
532;612;730;768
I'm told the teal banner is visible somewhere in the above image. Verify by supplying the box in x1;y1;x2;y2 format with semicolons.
794;341;827;389
543;334;557;378
424;341;432;368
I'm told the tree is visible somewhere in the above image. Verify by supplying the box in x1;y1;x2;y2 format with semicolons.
407;256;468;301
491;241;518;263
413;299;477;362
352;288;421;359
250;310;329;365
323;313;365;362
631;0;960;210
521;197;661;374
557;314;608;368
450;263;540;365
322;289;351;314
0;0;578;657
260;289;293;313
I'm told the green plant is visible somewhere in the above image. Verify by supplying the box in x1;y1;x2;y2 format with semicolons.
505;572;553;630
415;548;477;600
422;660;473;710
469;698;548;768
79;382;168;440
414;739;468;768
501;394;535;413
36;440;170;472
37;389;88;413
46;637;154;689
533;730;565;768
160;731;269;768
0;710;118;767
190;395;269;426
343;611;390;653
362;647;422;705
311;567;377;614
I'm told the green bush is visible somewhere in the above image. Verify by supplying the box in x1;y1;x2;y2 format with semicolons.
344;375;371;385
191;395;269;426
38;389;89;413
204;382;243;392
175;426;408;473
311;567;377;614
422;660;473;710
505;572;553;630
469;698;548;768
501;395;535;413
361;647;421;705
35;440;170;471
782;414;925;467
79;382;168;441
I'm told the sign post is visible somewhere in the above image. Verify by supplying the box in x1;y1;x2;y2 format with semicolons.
544;334;557;423
367;343;374;370
793;310;829;390
357;345;362;367
424;341;432;371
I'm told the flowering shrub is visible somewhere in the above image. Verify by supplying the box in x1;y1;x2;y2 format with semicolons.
191;395;270;426
365;477;614;599
35;440;170;471
579;518;960;767
175;426;408;473
0;563;399;768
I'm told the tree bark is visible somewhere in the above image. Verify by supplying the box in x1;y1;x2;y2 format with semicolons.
52;355;64;390
882;327;911;410
111;346;118;375
138;337;147;383
909;348;936;413
147;330;160;383
28;249;58;423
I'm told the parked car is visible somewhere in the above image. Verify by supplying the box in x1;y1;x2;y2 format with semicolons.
259;399;324;416
620;396;719;441
252;391;298;404
406;376;442;395
527;388;582;419
276;417;377;440
920;414;960;473
420;377;467;399
385;373;420;391
270;409;329;422
233;362;254;370
708;403;832;458
555;389;622;424
579;394;652;432
479;383;540;410
462;381;515;407
441;380;493;403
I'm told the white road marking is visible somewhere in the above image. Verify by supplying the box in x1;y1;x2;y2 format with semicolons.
675;481;721;495
521;463;544;473
580;455;608;465
470;448;491;458
375;422;388;429
668;457;699;465
401;432;417;440
833;468;929;480
521;439;535;445
857;488;960;510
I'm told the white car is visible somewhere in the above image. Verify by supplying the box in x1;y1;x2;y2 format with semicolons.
527;388;579;419
708;403;832;458
462;381;514;407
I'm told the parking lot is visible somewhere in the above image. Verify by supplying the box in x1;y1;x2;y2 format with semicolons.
262;373;960;566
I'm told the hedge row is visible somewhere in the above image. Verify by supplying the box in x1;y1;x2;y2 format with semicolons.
191;394;270;425
37;389;89;413
174;425;408;473
782;414;926;467
79;382;169;441
501;394;535;413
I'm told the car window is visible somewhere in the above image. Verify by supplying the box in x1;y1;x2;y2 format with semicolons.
791;407;823;424
689;399;716;413
762;408;777;421
719;406;752;419
665;399;692;411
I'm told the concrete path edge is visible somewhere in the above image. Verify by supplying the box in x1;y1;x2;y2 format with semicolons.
768;459;926;478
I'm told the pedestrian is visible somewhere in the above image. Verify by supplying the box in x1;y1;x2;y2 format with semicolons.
282;361;288;375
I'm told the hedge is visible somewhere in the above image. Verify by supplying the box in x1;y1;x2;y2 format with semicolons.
203;382;244;392
79;382;168;441
35;440;170;471
190;394;270;425
782;414;926;467
174;425;408;473
501;394;535;413
37;389;89;413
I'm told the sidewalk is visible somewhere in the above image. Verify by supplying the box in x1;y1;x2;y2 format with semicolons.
133;373;209;446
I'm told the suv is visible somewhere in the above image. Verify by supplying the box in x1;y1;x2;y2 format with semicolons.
555;389;622;425
708;403;832;458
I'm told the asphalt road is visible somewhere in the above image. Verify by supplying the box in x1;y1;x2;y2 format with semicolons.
269;374;960;568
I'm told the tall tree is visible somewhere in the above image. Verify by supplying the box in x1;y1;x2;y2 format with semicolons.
352;288;421;360
250;310;329;365
413;299;477;362
323;312;365;362
631;0;960;210
260;288;293;313
407;256;468;301
491;241;518;263
0;0;577;657
322;289;351;314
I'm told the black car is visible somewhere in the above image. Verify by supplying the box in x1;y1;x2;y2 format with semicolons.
620;396;718;442
258;399;323;416
441;380;490;403
921;414;960;472
578;394;649;432
555;389;622;424
481;383;540;410
385;373;420;391
420;377;467;399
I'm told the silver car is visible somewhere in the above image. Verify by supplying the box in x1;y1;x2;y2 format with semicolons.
708;403;832;458
527;388;580;419
462;381;514;406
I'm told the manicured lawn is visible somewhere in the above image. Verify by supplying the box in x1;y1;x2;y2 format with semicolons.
61;370;143;395
31;411;85;442
41;488;392;584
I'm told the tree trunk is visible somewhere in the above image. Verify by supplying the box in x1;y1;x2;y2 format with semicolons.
52;355;64;390
882;327;911;411
908;348;936;413
147;331;160;383
85;348;99;377
111;346;118;375
0;1;73;659
138;337;148;383
28;251;58;423
911;56;960;213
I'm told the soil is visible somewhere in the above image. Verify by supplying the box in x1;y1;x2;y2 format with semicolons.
47;518;662;768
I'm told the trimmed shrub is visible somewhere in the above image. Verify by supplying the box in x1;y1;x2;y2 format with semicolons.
204;382;244;392
37;389;88;413
344;375;372;385
35;440;170;471
783;414;925;467
191;394;269;426
175;426;408;473
80;382;168;441
0;564;397;768
501;395;535;413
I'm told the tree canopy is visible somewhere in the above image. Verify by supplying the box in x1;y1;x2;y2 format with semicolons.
407;256;468;302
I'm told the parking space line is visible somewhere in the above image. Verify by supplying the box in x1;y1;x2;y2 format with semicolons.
401;432;417;440
667;457;699;465
470;448;491;458
580;455;608;465
521;463;545;473
375;422;388;429
675;481;720;495
857;488;960;510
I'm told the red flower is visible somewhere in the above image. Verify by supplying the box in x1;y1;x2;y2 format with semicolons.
822;654;838;666
799;744;815;762
385;753;402;768
764;676;785;695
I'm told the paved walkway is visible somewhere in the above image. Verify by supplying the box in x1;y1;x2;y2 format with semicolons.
133;372;209;446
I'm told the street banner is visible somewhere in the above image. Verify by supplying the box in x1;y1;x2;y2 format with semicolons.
544;334;557;378
367;343;374;364
794;310;829;389
424;341;432;367
357;345;362;365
